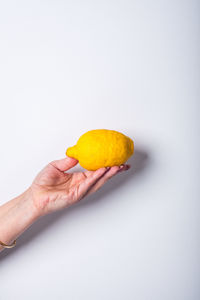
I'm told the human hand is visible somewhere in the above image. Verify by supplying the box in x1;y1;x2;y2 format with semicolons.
30;157;130;216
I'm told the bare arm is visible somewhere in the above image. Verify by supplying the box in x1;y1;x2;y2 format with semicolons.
0;189;39;251
0;157;130;252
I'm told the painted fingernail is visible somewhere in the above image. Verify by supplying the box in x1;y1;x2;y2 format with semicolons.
117;166;124;172
125;164;131;170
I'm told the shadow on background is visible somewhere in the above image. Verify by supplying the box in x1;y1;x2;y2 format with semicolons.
0;148;150;261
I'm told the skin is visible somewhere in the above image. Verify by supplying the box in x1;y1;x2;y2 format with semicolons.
0;157;130;252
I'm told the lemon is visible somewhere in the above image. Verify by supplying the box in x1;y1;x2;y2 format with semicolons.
66;129;134;171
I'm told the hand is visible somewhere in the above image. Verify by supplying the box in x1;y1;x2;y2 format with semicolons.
30;157;130;216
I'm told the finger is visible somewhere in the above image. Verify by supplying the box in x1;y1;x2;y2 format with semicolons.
117;164;131;172
83;164;130;177
86;164;131;196
50;157;78;172
86;166;120;196
77;167;109;199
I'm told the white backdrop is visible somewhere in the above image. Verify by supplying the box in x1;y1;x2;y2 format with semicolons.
0;1;199;299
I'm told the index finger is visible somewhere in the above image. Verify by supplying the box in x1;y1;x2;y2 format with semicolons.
77;167;109;199
86;164;131;197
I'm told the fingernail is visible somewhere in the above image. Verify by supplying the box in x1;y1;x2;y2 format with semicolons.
106;167;110;170
125;164;131;170
120;165;124;169
117;166;124;172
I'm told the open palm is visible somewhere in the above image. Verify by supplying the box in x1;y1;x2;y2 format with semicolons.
31;157;130;216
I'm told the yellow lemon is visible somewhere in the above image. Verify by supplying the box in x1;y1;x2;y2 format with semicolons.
66;129;134;171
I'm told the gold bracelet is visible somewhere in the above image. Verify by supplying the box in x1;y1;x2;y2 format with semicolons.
0;239;16;249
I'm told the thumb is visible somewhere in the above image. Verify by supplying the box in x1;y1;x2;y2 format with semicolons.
50;157;78;172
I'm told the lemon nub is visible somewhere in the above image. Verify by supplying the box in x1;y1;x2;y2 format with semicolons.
66;145;78;159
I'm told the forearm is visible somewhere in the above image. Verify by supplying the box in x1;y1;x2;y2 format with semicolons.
0;188;40;252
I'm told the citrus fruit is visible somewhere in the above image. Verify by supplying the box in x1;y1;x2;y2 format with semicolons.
66;129;134;170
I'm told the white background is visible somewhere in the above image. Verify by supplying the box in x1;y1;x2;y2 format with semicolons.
0;1;199;299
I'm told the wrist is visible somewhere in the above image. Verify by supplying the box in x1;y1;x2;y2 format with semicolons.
0;188;41;250
25;187;42;220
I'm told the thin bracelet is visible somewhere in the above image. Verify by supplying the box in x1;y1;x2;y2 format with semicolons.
0;239;16;249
